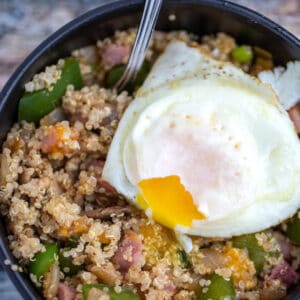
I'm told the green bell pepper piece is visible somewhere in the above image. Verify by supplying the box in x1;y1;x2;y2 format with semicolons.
133;60;151;88
65;235;79;248
82;283;140;300
178;250;190;268
286;214;300;245
18;57;82;123
29;243;58;281
198;274;235;300
106;64;126;89
232;233;267;274
106;60;151;91
59;248;84;276
231;45;253;63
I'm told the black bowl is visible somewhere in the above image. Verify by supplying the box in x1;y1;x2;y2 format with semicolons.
0;0;299;299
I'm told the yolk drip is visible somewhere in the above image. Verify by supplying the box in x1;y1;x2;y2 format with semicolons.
137;175;206;229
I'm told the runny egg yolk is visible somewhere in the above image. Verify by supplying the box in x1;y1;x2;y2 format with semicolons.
137;175;206;229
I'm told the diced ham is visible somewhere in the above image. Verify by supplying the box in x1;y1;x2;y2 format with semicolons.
269;261;298;287
57;283;76;300
90;159;105;172
101;43;129;66
113;230;143;273
163;279;177;295
97;179;116;194
288;102;300;134
274;232;294;261
41;127;59;154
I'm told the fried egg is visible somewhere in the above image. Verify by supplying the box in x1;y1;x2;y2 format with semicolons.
102;41;300;237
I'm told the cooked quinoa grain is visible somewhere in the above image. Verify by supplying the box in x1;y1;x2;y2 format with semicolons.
24;59;65;92
0;29;299;300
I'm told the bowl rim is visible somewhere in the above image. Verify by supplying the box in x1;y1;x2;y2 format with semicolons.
0;0;299;299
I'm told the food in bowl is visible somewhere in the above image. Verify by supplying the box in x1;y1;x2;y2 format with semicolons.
1;29;300;300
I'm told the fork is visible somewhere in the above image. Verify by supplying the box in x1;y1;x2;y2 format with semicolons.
114;0;163;92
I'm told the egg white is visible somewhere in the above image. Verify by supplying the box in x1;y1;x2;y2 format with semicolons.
103;41;300;237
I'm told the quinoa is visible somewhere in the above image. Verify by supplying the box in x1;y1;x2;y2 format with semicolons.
0;29;299;300
24;59;65;92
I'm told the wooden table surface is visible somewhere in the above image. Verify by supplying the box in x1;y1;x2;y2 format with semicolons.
0;0;299;299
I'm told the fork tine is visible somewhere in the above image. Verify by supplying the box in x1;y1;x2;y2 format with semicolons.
114;0;163;92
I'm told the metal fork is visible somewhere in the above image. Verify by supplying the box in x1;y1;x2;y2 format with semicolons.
114;0;163;92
